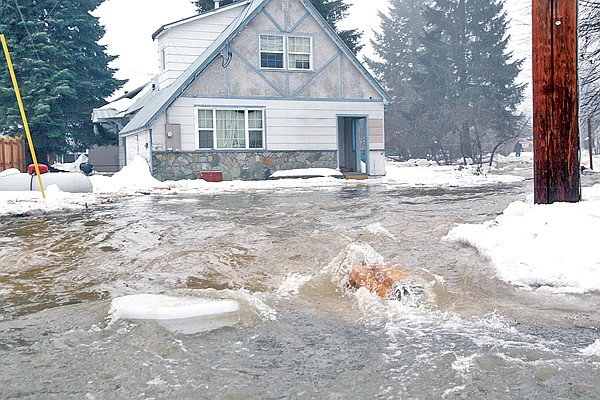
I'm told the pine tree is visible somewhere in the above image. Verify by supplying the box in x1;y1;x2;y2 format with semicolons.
192;0;363;54
308;0;363;54
369;0;524;163
0;0;123;162
366;0;430;159
419;0;524;163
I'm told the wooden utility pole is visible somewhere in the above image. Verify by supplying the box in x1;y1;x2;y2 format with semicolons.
532;0;580;204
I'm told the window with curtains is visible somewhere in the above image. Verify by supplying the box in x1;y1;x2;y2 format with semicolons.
197;109;264;150
259;34;312;70
288;36;311;70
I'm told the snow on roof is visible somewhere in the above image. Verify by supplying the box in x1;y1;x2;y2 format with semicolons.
99;98;135;114
94;81;157;123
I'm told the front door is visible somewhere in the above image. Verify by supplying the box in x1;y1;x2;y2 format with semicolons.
337;116;368;173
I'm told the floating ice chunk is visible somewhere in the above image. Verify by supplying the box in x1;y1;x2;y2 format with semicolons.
110;294;240;334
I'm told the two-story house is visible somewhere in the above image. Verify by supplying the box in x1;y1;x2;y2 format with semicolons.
111;0;391;181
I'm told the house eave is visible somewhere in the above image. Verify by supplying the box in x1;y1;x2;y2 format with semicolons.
151;0;252;40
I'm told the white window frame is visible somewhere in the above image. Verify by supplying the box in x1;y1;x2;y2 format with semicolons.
196;108;265;150
259;34;312;71
259;35;285;69
287;36;312;71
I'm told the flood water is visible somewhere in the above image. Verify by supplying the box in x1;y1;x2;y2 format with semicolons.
1;174;600;399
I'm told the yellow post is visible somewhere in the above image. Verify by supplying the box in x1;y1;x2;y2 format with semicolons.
1;34;46;198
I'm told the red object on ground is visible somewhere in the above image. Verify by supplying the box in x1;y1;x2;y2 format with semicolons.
201;171;223;182
27;164;49;175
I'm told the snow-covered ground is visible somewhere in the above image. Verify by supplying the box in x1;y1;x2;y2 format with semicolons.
445;188;600;294
3;152;600;294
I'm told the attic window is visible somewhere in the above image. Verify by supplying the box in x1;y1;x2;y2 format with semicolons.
288;36;311;70
260;35;284;69
259;34;312;70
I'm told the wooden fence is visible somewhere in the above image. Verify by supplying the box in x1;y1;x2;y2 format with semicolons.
0;136;27;172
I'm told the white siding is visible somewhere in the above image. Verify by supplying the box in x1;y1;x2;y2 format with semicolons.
124;130;151;165
154;97;384;152
369;151;386;176
156;7;244;90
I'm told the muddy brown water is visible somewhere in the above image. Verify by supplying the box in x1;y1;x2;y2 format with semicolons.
1;172;600;399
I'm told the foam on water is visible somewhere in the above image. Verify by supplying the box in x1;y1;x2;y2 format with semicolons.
276;273;313;297
362;223;397;240
581;339;600;356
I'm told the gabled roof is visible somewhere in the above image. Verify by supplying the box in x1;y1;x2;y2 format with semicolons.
121;0;391;136
151;0;251;40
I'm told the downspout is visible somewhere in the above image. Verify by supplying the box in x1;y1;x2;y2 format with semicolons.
149;127;154;175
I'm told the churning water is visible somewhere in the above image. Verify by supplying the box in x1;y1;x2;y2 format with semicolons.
1;177;600;399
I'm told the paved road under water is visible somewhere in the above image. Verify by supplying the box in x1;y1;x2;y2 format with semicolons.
1;173;599;399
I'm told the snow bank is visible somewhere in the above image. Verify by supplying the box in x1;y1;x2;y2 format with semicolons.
0;184;95;216
52;153;89;173
445;185;600;293
382;162;523;187
0;156;525;216
90;156;162;193
270;168;343;179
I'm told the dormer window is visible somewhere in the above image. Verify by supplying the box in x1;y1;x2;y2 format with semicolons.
260;34;312;70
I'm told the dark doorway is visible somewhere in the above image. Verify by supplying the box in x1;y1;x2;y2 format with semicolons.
337;116;368;174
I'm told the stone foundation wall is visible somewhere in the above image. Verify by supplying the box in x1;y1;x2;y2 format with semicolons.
152;150;338;181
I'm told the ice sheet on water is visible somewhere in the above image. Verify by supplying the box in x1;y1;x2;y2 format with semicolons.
109;294;240;334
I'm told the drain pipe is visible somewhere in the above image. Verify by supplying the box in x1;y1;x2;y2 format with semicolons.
148;127;154;175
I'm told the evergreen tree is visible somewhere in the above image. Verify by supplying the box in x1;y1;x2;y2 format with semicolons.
366;0;430;159
0;0;123;162
419;0;524;163
369;0;524;163
192;0;363;54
